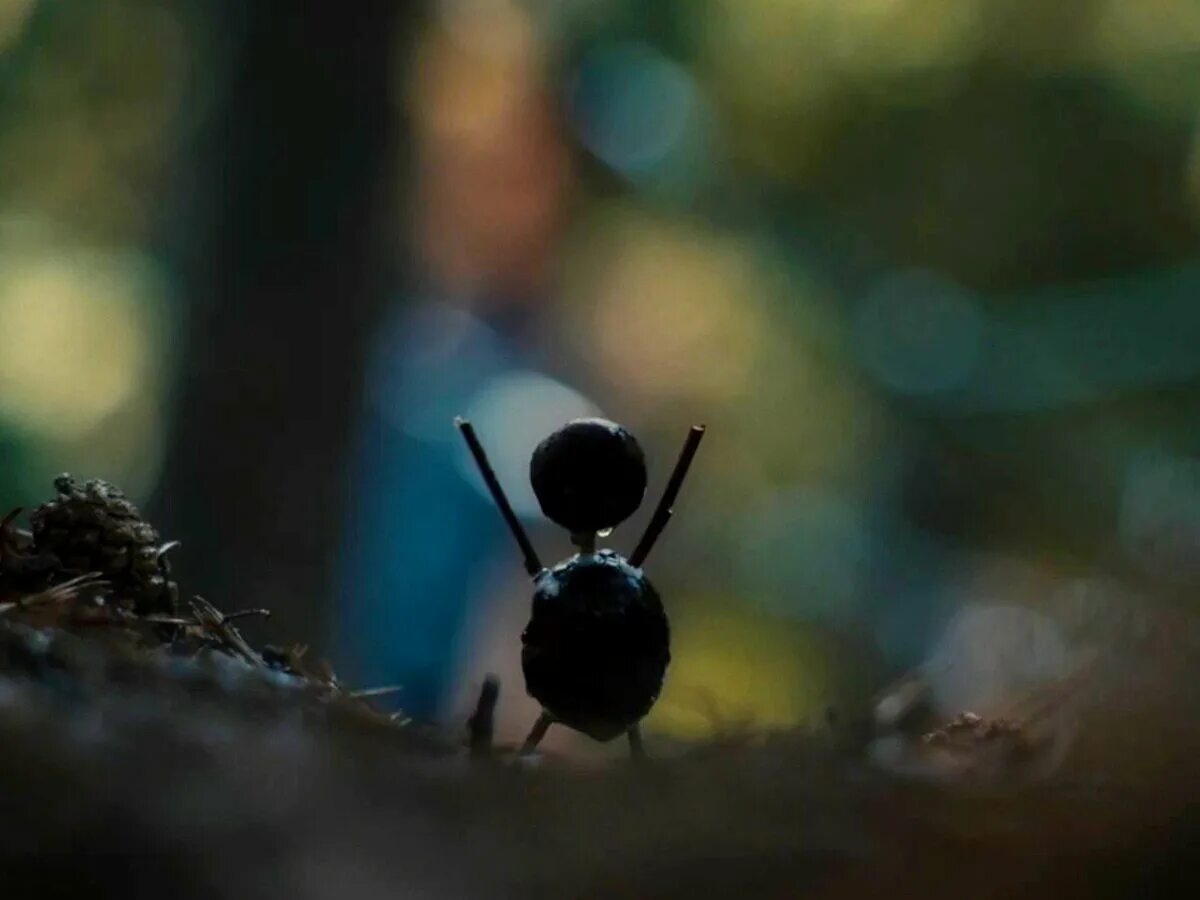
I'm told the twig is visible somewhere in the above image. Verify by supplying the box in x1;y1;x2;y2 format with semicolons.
221;608;272;622
189;596;263;666
455;418;543;576
630;425;706;567
518;711;554;757
155;540;183;562
317;659;344;692
349;685;405;699
0;572;108;617
468;675;500;759
137;615;198;627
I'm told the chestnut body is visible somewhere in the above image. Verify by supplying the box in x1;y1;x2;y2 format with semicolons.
521;551;669;741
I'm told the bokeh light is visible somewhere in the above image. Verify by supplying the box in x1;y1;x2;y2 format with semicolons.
412;0;569;298
738;488;870;622
648;596;836;738
854;269;985;396
570;207;766;407
0;247;168;441
0;0;35;53
0;237;172;503
1092;0;1200;60
569;41;708;186
1120;451;1200;585
0;0;189;240
701;0;984;178
925;601;1072;716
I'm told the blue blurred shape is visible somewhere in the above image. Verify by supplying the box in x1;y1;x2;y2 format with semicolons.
336;301;516;717
909;263;1200;415
336;300;601;718
1120;449;1200;584
569;41;703;183
854;268;986;395
739;487;870;622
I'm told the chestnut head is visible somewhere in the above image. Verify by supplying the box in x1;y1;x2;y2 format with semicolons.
530;418;647;535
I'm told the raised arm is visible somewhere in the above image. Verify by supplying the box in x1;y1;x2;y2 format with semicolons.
629;425;705;568
455;418;543;576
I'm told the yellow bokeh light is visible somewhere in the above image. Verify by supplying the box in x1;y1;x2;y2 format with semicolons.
0;251;159;441
0;0;36;53
437;0;534;63
705;0;983;95
700;0;983;179
576;209;765;405
412;0;539;144
647;597;835;740
0;2;188;238
1088;0;1200;122
56;390;167;504
1092;0;1200;60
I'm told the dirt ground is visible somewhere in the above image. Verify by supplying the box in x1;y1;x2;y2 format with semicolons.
2;614;1199;900
3;479;1200;899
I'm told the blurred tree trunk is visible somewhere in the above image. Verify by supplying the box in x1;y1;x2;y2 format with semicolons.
153;1;420;643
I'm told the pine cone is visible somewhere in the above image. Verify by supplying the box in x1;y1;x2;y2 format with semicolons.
29;475;179;615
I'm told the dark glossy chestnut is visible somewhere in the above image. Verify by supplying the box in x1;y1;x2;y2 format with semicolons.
522;551;668;741
530;418;646;535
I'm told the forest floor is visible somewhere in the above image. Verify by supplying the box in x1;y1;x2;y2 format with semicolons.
2;478;1200;899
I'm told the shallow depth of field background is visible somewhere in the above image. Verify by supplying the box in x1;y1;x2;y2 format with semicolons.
1;0;1199;750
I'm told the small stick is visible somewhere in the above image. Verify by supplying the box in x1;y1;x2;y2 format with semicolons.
518;710;554;757
468;675;500;759
630;425;706;567
572;531;597;554
155;540;182;562
138;616;197;627
190;596;263;666
349;684;405;699
455;418;543;576
627;724;646;761
0;572;108;616
221;608;272;622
